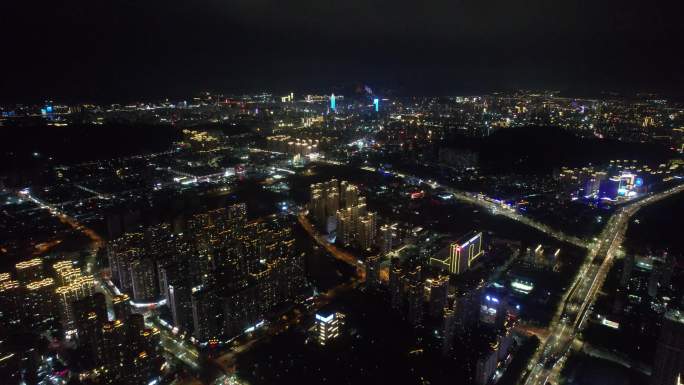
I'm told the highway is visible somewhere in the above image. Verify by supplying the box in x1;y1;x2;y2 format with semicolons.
522;183;684;385
314;160;683;385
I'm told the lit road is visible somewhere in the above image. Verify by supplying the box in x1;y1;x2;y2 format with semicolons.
150;318;201;370
316;160;586;248
17;190;104;269
297;213;366;282
522;183;684;385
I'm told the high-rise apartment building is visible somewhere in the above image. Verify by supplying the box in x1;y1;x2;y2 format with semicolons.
652;310;684;385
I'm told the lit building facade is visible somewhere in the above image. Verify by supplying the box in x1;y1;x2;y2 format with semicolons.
431;231;484;275
311;312;345;346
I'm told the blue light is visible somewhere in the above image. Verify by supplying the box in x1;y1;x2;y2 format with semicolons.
373;98;379;112
330;94;336;110
46;105;53;113
635;178;643;187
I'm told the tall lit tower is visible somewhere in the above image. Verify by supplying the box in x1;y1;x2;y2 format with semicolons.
330;94;336;110
373;98;379;112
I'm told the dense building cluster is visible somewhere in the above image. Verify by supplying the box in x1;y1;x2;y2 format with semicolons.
266;135;319;156
309;179;378;251
75;294;162;385
1;89;683;385
107;203;307;343
0;256;160;385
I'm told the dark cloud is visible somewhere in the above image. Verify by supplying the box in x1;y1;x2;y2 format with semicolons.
1;0;683;102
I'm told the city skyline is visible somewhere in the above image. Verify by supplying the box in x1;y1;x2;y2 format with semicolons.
2;2;684;385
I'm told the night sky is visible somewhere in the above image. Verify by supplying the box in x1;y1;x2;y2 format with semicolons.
2;0;683;102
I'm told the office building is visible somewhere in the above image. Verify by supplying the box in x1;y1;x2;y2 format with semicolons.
311;312;345;346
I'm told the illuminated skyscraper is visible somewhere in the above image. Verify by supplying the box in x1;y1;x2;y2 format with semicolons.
373;98;379;112
365;254;382;289
336;209;353;246
358;212;377;251
389;259;404;311
378;224;394;254
108;232;145;295
129;258;157;303
310;189;326;226
330;93;336;110
55;275;96;331
310;179;340;227
651;310;684;385
311;312;345;345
